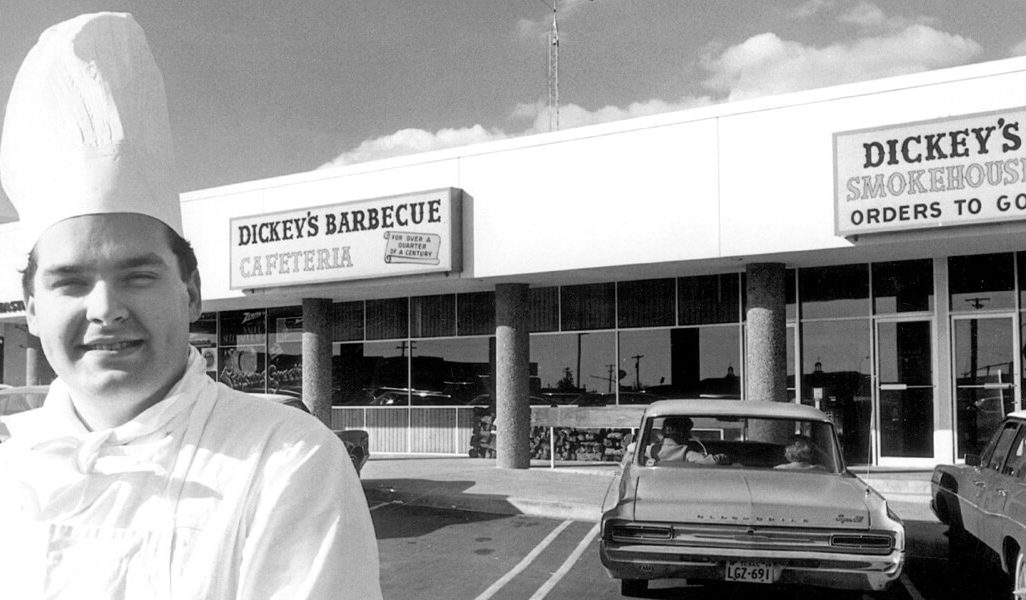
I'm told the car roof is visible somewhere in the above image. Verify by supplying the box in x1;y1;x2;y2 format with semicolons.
642;399;831;422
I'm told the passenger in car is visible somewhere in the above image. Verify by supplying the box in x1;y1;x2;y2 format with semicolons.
647;416;730;465
775;435;826;470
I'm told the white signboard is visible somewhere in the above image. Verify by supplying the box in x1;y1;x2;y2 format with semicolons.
230;188;461;290
835;107;1026;236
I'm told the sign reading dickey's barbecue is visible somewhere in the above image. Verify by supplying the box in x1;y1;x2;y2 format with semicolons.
230;188;461;290
835;107;1026;236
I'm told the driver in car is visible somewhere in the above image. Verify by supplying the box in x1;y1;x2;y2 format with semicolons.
647;416;729;465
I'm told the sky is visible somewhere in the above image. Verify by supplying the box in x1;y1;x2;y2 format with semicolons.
0;0;1024;200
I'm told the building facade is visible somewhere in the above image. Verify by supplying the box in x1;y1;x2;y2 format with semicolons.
4;56;1026;467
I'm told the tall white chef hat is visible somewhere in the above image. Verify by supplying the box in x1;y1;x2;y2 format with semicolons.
0;12;181;259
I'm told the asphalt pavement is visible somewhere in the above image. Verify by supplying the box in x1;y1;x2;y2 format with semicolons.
360;456;937;523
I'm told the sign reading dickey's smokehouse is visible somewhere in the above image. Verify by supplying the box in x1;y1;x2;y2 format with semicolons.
230;188;461;290
835;107;1026;236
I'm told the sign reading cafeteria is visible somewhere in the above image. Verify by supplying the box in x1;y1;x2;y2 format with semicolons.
230;188;461;290
835;107;1026;236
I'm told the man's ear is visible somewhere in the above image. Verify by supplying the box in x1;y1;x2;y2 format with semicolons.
25;293;38;336
186;270;203;322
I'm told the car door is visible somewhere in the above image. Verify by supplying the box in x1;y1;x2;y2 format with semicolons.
980;420;1026;553
971;420;1022;549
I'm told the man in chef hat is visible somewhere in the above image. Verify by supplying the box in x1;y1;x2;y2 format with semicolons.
0;13;381;599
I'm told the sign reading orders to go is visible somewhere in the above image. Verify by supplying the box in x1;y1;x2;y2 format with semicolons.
835;106;1026;237
230;188;462;290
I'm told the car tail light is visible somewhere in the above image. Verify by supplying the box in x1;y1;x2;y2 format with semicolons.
830;534;893;552
610;525;673;541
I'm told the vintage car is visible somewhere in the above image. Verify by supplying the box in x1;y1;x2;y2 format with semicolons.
600;399;905;597
931;411;1026;597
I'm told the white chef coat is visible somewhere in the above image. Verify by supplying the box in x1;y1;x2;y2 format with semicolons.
0;349;382;600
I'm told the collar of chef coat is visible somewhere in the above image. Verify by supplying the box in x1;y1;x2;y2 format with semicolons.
4;347;208;474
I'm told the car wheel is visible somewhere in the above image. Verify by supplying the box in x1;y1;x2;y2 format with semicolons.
620;578;647;597
1012;547;1026;600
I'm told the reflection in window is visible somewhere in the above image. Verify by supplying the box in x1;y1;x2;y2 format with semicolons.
801;319;871;464
678;274;739;325
334;341;410;405
949;253;1015;311
873;259;934;314
618;279;675;328
799;265;869;319
617;326;740;402
530;287;559;332
189;312;218;378
530;332;615;402
457;292;495;336
267;306;303;397
217;309;267;393
561;283;615;331
412;338;492;405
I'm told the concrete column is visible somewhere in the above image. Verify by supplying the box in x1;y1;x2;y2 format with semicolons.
745;263;787;403
302;298;333;427
25;335;51;385
495;283;530;469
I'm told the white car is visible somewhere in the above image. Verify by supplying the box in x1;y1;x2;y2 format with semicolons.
600;399;905;596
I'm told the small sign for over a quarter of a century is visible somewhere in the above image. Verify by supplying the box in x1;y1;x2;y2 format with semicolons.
229;188;461;290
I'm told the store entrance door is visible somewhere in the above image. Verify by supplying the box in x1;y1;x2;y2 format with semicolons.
875;319;935;464
953;315;1018;458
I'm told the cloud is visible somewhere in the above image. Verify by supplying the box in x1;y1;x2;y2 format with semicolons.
1012;39;1026;57
789;0;835;20
701;24;982;101
321;125;506;168
516;0;594;40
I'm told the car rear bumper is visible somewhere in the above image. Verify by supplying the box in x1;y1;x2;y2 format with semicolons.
599;542;904;591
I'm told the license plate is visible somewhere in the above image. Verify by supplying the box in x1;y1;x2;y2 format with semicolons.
724;560;774;584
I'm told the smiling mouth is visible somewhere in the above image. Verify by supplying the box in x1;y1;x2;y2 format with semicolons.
83;341;143;352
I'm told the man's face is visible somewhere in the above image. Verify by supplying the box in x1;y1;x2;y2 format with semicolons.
26;214;201;410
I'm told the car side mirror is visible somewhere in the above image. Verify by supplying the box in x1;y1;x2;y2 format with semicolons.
965;453;981;467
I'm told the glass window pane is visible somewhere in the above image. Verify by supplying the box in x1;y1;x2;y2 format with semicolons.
799;265;869;319
333;301;364;342
189;312;218;378
617;330;673;403
679;274;739;325
366;297;409;340
353;340;411;405
411;338;493;405
873;259;934;314
267;306;303;397
617;278;675;328
411;294;455;338
1020;252;1026;308
530;332;615;403
786;269;797;321
561;283;615;331
216;309;267;393
801;319;871;464
530;287;559;332
218;309;266;346
457;292;495;336
949;253;1015;311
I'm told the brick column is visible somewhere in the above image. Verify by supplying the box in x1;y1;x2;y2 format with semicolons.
495;283;530;469
302;298;333;427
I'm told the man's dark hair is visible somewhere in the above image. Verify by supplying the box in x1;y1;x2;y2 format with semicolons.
20;223;198;298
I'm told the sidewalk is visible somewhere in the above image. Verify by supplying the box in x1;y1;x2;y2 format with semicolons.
360;456;937;523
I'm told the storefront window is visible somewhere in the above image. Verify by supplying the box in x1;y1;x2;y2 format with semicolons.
217;309;267;393
189;312;218;378
267;306;302;397
799;264;869;319
333;301;364;342
530;287;559;332
412;338;492;405
678;274;739;325
949;253;1015;311
341;340;410;405
873;259;933;314
561;283;615;331
457;292;494;336
617;278;675;328
530;331;615;403
366;298;409;340
801;319;871;464
411;294;455;338
617;330;673;402
1019;252;1026;308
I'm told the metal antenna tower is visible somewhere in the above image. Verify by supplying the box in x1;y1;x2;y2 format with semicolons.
547;0;560;131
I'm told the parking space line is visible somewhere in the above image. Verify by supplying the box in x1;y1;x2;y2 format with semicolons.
900;573;926;600
528;522;600;600
368;501;393;511
473;519;574;600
